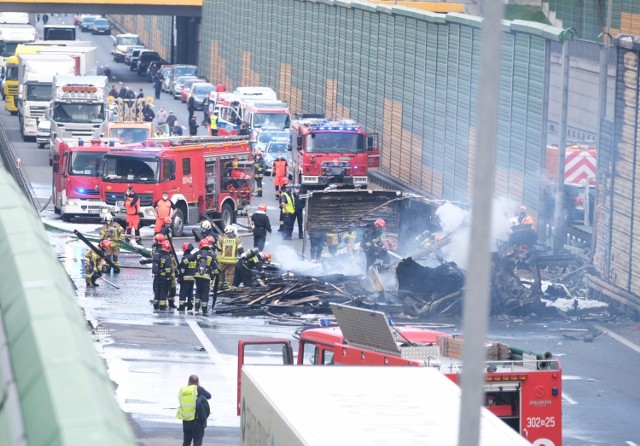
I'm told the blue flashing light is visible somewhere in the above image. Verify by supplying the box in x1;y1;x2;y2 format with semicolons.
77;188;86;193
109;140;115;147
387;317;394;326
78;140;84;146
319;318;332;327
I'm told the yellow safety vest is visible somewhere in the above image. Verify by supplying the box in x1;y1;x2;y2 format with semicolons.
217;237;240;264
176;385;198;421
210;115;218;130
282;193;295;214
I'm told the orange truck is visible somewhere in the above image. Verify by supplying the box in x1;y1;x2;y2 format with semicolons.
238;303;562;445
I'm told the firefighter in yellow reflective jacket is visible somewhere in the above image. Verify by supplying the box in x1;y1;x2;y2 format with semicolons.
279;182;295;240
216;225;244;289
99;213;125;270
83;240;110;287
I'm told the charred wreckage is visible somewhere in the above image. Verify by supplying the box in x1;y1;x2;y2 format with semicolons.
212;190;597;320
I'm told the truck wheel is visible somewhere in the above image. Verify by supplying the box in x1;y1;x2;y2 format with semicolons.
171;208;185;237
221;202;235;228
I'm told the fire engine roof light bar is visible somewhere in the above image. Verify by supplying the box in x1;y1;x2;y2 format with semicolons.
458;1;504;445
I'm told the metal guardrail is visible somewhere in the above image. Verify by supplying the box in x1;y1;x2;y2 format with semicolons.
0;122;39;209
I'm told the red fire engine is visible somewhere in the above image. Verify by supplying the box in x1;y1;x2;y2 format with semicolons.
289;116;380;192
238;304;562;445
52;138;112;221
101;136;253;236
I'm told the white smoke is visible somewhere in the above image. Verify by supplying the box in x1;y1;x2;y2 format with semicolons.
436;197;519;270
269;243;366;277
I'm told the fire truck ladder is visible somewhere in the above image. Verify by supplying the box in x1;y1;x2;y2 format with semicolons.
147;135;251;146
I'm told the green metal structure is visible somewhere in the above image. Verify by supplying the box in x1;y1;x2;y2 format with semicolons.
0;167;136;446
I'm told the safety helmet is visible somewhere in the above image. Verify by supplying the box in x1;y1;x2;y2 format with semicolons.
161;240;172;252
374;218;386;229
104;213;113;222
99;239;112;250
164;216;172;224
255;151;262;157
154;233;166;244
224;225;236;235
261;252;271;263
258;203;267;212
282;177;290;185
518;205;527;213
201;220;212;230
205;235;215;244
182;242;193;252
285;182;293;189
199;239;210;248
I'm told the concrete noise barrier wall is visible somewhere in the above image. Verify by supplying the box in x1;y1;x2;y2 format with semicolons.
0;168;136;446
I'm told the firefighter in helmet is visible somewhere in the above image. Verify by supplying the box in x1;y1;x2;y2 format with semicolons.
233;248;271;288
251;203;272;251
83;240;110;287
178;242;197;312
159;216;174;242
194;238;217;314
216;225;244;289
362;218;390;269
516;205;534;227
152;240;176;311
99;213;125;271
254;151;266;197
197;219;218;245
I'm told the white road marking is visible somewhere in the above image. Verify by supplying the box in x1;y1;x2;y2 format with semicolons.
593;324;640;354
626;441;638;446
562;392;577;405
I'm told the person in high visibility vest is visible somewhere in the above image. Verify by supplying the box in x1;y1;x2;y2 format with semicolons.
271;152;288;199
99;213;125;270
152;191;176;234
254;151;266;197
209;111;219;136
279;182;296;240
176;374;211;446
216;225;244;289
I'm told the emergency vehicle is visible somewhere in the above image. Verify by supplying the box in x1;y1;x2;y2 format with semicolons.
289;116;380;192
52;138;111;221
105;97;154;144
100;136;254;236
238;303;562;446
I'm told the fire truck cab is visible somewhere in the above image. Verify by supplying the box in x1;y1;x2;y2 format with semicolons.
52;138;111;221
100;136;253;236
289;116;380;192
237;304;562;445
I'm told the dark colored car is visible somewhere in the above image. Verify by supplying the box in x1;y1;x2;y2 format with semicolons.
128;48;144;71
91;18;111;35
136;50;161;75
123;45;144;65
79;15;99;32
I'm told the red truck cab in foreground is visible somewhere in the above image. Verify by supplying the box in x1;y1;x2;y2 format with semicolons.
238;304;562;445
52;138;111;221
101;136;253;236
289;116;380;192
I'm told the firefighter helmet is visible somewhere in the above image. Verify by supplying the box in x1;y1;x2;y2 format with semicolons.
224;225;236;235
164;216;172;224
99;239;111;250
182;242;193;252
161;240;172;252
261;252;271;263
374;218;386;229
255;151;262;157
154;234;166;244
104;213;113;222
258;203;267;212
201;220;212;230
199;239;209;248
205;235;215;245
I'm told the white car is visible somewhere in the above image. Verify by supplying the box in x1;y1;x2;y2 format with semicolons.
254;129;290;155
36;119;50;149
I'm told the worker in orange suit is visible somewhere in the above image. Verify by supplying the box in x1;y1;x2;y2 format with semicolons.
271;152;288;199
517;205;534;228
124;185;142;245
153;191;176;234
